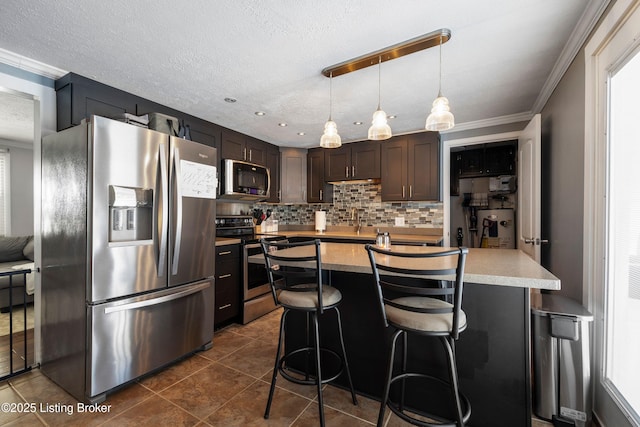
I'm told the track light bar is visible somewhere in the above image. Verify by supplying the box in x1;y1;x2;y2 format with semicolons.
321;28;451;78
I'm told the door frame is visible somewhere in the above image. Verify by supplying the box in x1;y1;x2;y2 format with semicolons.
442;131;521;247
584;0;640;425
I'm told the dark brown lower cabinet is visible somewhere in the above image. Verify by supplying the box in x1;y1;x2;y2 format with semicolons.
214;244;241;327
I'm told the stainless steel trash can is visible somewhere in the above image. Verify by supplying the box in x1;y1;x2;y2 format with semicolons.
532;293;594;427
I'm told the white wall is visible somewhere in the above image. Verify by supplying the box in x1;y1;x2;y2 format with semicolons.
8;146;34;235
0;66;57;237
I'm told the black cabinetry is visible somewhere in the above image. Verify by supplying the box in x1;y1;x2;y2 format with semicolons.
214;244;241;327
453;141;516;178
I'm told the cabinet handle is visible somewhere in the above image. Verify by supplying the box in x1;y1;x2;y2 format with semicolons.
218;250;232;256
402;186;405;198
218;273;232;279
243;148;247;161
352;165;355;177
409;185;413;198
218;303;232;310
249;149;252;162
345;166;349;178
320;189;323;201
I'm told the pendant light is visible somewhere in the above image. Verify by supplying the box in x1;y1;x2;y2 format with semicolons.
320;71;342;148
426;36;455;131
367;56;392;141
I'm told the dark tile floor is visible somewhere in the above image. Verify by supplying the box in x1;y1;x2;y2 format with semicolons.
0;309;390;426
0;307;552;426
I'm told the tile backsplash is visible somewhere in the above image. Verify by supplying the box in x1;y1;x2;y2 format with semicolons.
254;182;443;228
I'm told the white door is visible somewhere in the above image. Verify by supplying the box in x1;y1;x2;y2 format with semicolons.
517;114;542;262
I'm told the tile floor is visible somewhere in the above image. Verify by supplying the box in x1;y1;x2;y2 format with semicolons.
0;307;553;426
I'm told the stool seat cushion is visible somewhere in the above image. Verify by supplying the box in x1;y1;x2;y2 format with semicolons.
279;284;342;309
386;296;467;333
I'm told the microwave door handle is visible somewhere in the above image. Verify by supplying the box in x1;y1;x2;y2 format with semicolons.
171;145;183;276
157;143;168;277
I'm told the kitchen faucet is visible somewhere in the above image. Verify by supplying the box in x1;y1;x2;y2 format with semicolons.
351;208;361;235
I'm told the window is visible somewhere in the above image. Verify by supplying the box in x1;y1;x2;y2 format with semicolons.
0;148;9;236
605;47;640;421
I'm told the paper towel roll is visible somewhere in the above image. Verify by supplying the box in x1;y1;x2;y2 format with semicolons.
315;211;326;232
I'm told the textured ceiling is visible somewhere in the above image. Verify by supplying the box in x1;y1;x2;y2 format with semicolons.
0;0;604;147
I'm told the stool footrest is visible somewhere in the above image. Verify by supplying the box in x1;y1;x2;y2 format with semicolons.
278;346;345;386
386;372;471;426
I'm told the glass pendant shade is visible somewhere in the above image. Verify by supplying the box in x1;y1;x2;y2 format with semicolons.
320;72;342;148
426;35;454;132
425;95;455;131
368;109;392;140
320;119;342;148
368;57;392;141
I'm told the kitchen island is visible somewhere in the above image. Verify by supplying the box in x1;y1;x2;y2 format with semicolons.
249;243;559;427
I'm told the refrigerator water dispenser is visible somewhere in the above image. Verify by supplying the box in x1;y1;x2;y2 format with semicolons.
109;185;153;242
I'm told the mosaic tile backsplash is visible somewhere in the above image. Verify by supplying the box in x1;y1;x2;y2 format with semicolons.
254;182;443;228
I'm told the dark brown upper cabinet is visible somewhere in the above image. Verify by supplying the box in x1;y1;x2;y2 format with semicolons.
266;145;280;203
324;140;381;182
381;132;440;202
220;130;267;166
307;148;333;203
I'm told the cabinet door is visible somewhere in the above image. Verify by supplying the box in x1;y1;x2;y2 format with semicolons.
324;146;350;181
352;140;381;179
281;148;307;203
220;130;246;161
308;148;330;202
459;148;484;177
408;133;440;201
266;146;281;203
381;137;408;201
484;143;516;176
246;137;267;166
450;151;462;196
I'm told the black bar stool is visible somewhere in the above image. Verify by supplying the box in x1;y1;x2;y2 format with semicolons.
261;239;357;426
365;244;471;427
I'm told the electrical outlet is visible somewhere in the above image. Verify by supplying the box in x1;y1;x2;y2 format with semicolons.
395;217;405;226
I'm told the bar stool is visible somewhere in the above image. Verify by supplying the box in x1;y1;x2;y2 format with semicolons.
261;239;357;426
365;244;471;427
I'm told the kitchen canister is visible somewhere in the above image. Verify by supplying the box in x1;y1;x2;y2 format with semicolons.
315;211;326;232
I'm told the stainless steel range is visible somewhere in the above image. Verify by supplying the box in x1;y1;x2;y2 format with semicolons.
215;215;286;323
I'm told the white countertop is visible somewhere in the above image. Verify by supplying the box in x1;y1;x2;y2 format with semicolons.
249;242;560;290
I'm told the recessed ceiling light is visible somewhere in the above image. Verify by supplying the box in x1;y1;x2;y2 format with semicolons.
353;121;363;125
387;115;396;119
278;123;287;127
255;111;266;116
297;132;305;136
224;97;237;103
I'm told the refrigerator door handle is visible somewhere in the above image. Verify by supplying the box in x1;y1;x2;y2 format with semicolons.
157;143;169;277
103;282;210;314
171;145;183;276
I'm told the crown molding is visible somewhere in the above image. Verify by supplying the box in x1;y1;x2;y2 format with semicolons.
0;48;67;80
532;0;611;113
441;111;534;134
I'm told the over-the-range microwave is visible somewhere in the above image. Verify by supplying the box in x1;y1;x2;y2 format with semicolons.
220;159;270;201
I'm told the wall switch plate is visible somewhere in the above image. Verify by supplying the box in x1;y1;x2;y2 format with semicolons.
395;217;405;226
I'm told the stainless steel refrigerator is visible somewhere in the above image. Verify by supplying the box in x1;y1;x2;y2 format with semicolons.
41;116;217;403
